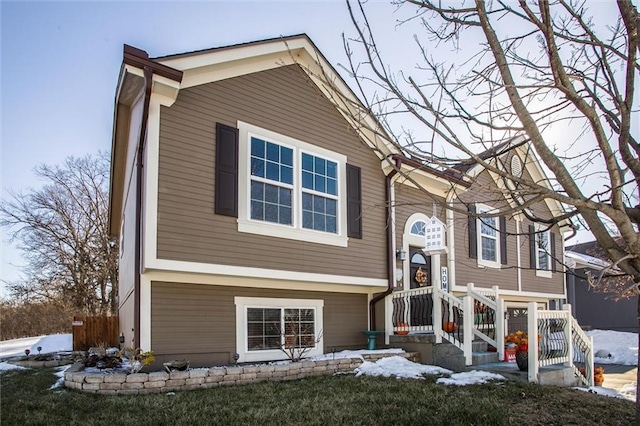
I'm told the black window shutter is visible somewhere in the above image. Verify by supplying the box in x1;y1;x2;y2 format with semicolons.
500;216;508;265
346;164;362;239
468;205;477;259
529;225;536;269
214;123;238;217
550;232;557;272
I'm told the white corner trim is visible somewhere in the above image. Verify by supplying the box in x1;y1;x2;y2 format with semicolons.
142;98;161;271
140;276;152;351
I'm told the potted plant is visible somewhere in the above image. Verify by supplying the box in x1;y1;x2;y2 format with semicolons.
505;331;528;369
594;366;605;386
581;366;605;386
395;322;410;335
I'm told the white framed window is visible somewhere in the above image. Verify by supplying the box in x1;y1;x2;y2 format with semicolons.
476;203;501;268
410;220;426;236
535;226;552;278
235;297;324;363
238;121;348;246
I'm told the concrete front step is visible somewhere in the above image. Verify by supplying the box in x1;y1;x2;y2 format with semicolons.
433;342;500;371
471;362;581;387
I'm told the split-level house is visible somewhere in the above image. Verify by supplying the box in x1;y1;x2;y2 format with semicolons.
109;34;575;369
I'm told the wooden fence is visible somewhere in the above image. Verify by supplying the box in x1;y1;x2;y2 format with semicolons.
72;316;119;351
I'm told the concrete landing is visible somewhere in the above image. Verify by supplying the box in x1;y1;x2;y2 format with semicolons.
471;362;579;386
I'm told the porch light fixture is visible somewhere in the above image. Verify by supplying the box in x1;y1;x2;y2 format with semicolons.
396;248;407;262
233;353;240;365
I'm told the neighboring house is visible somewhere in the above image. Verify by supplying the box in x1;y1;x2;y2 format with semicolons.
109;34;574;368
566;241;638;332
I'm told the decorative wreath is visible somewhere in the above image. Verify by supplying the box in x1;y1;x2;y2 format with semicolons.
415;267;428;287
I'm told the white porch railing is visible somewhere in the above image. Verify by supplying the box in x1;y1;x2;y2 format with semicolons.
467;283;505;363
526;302;594;386
386;283;504;366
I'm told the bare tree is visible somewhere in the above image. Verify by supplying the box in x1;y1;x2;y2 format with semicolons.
340;0;638;289
1;153;118;315
338;0;638;414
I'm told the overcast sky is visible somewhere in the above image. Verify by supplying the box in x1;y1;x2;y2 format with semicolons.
0;0;619;297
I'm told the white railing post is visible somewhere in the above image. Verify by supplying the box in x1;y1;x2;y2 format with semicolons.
496;296;505;362
563;304;573;367
433;286;443;344
463;295;474;365
528;301;539;383
385;294;393;345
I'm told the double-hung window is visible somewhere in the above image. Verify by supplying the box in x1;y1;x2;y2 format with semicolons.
301;153;338;233
536;230;550;271
476;204;501;268
238;122;348;246
250;138;293;225
235;297;324;362
533;225;552;277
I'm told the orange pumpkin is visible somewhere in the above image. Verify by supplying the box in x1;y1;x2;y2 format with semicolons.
395;322;409;335
443;322;458;333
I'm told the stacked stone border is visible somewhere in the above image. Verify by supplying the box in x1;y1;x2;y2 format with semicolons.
64;352;420;395
11;359;74;368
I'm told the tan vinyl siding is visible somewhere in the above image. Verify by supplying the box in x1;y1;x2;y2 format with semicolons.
452;202;519;291
454;170;519;291
151;281;368;367
156;65;386;279
453;169;563;295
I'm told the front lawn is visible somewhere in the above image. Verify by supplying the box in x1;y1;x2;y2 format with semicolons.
1;368;634;425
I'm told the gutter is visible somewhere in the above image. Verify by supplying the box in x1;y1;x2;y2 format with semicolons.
369;157;402;330
134;66;154;348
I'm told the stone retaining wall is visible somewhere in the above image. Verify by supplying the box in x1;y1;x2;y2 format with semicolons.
11;359;74;368
64;352;419;395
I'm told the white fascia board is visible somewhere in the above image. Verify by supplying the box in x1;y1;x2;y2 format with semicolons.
156;37;310;71
295;49;395;159
156;37;397;158
394;163;466;198
141;266;386;294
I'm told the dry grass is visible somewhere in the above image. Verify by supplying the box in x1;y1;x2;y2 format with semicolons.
1;367;634;425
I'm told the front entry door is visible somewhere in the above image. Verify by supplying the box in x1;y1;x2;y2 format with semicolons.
409;247;432;326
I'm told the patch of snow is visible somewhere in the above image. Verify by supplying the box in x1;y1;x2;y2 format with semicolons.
311;348;404;362
50;365;71;389
437;370;506;386
354;355;452;379
0;362;26;372
586;330;638;366
618;382;637;402
0;334;72;359
573;385;635;401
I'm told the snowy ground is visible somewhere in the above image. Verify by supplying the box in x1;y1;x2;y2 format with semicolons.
587;329;638;366
0;330;636;399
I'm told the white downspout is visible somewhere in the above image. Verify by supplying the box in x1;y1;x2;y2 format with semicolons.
446;194;456;291
516;220;522;292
